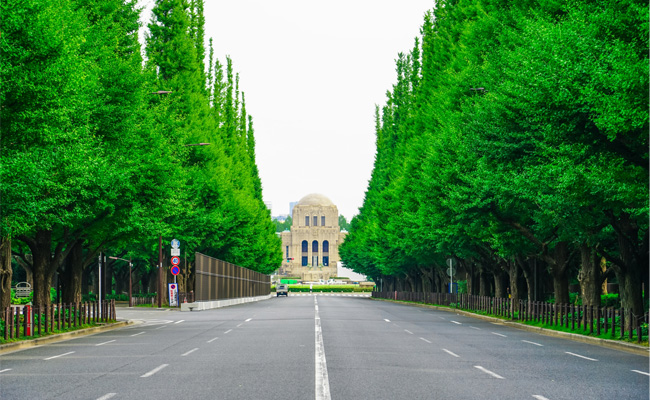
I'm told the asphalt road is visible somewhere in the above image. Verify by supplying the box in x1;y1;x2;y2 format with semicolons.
0;294;647;400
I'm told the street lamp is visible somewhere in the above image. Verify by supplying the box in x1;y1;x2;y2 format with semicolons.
109;256;132;307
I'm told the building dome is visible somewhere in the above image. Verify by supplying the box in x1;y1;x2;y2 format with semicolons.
296;193;334;207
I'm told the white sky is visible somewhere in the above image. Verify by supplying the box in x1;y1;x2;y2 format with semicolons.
141;1;434;221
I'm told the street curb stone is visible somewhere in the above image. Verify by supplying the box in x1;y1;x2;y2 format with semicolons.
0;320;133;355
371;297;649;357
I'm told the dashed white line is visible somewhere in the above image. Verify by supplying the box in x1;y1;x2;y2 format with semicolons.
236;323;243;327
491;332;507;337
181;348;198;357
474;365;505;379
44;351;75;360
96;340;116;346
245;318;252;322
96;393;117;400
0;369;12;374
532;395;550;400
131;332;145;337
224;329;232;334
207;337;219;343
470;326;481;330
404;329;413;335
522;340;543;346
155;325;167;330
442;349;460;358
631;369;650;376
451;321;462;325
174;320;184;324
419;337;432;344
141;364;168;377
565;352;597;361
384;319;391;322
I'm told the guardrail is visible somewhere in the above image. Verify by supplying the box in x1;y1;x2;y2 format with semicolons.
2;300;116;341
372;291;649;343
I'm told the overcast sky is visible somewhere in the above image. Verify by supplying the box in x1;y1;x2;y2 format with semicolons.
141;1;434;220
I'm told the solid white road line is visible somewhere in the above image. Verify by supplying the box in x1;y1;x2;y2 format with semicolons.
474;366;505;379
491;332;507;337
224;329;232;334
442;348;460;358
565;352;598;361
532;395;550;400
181;348;198;357
0;369;12;374
419;337;432;344
96;340;116;346
404;329;413;335
141;364;168;378
631;370;650;376
315;297;331;400
451;321;462;325
522;340;543;346
207;337;219;343
44;351;75;360
96;393;117;400
130;332;145;337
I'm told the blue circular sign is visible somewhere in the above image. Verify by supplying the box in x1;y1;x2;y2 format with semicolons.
170;265;180;275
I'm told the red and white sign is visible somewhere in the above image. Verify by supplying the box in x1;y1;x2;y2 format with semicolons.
170;265;180;276
171;256;180;266
168;283;178;306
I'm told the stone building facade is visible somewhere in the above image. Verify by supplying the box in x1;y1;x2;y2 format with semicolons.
279;193;347;282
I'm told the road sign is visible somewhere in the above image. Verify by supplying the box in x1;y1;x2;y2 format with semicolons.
168;283;178;306
171;256;180;266
171;265;180;276
171;239;180;249
171;248;180;256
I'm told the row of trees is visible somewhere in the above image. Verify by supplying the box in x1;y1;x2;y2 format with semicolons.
1;0;282;309
340;0;648;323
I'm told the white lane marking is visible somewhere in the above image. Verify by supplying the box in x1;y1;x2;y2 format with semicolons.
224;329;232;334
315;305;319;311
470;326;481;330
404;329;413;335
207;337;219;343
174;320;184;324
522;340;543;346
236;323;243;327
130;332;145;337
631;370;650;376
315;297;331;400
96;393;117;400
491;332;507;337
141;364;168;377
44;351;75;360
245;318;252;322
181;348;199;357
565;352;598;361
384;319;390;322
419;337;432;344
155;325;167;330
474;365;505;379
442;349;460;358
532;396;550;400
451;321;462;325
96;340;116;346
0;369;12;374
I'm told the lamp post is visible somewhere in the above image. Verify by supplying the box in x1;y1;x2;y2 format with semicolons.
109;256;132;307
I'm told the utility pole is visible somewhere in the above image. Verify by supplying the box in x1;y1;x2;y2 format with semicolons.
158;235;162;308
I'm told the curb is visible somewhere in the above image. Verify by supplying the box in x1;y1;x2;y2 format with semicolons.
371;298;649;357
0;320;133;355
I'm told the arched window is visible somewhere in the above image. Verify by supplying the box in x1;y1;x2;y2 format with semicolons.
312;240;319;252
313;216;318;226
305;216;310;226
323;240;329;253
302;240;308;252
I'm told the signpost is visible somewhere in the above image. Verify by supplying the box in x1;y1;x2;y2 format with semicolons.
446;258;457;294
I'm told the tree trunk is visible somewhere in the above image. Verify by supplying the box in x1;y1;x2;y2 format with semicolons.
61;240;84;303
508;259;521;304
578;244;601;307
548;241;570;304
28;231;57;306
0;236;13;310
493;269;507;298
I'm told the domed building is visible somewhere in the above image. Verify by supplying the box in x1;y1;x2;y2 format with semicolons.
279;193;347;282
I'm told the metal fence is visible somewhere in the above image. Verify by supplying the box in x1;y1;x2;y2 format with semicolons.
195;253;270;301
373;291;649;343
2;300;116;341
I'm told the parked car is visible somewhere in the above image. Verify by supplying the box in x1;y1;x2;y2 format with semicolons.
276;284;289;297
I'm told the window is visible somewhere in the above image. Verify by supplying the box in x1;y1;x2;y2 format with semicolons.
321;216;325;226
313;216;318;226
323;240;329;252
312;240;318;252
305;216;309;226
323;256;329;266
286;246;289;258
302;240;308;252
302;256;308;266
